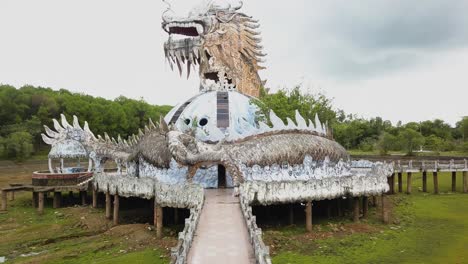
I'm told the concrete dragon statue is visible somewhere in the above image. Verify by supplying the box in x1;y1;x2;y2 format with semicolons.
41;0;352;188
162;0;266;97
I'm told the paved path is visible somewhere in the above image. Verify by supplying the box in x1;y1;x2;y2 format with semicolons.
187;189;255;264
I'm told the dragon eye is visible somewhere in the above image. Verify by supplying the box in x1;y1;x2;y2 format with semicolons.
184;119;191;125
199;118;209;127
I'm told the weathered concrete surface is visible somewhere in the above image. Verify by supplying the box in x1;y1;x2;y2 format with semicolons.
188;189;255;264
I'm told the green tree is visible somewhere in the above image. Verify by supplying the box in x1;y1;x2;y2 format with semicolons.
376;132;398;155
424;135;444;153
5;132;34;161
399;128;425;155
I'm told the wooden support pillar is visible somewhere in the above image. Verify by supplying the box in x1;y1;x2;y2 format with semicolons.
463;171;468;193
289;204;294;225
1;190;7;211
422;171;427;193
398;172;403;193
362;197;369;219
381;195;389;224
155;200;163;238
388;174;395;194
353;197;360;222
452;171;457;192
92;189;98;208
326;201;332;219
433;171;439;194
33;192;38;208
105;192;112;219
68;191;74;203
337;199;342;217
305;201;312;232
80;191;87;206
406;172;412;194
38;192;45;215
9;191;15;201
174;208;179;224
113;194;120;225
53;192;61;209
372;196;377;207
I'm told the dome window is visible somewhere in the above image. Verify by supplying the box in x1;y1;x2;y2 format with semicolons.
199;118;209;127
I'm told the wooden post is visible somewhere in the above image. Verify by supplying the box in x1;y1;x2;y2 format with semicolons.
452;171;457;192
372;196;377;207
326;201;332;219
398;172;403;193
80;191;87;206
105;192;112;219
92;189;98;208
38;192;45;215
433;171;439;194
353;197;360;222
463;171;468;193
113;194;119;225
289;204;294;224
422;171;427;192
406;172;412;194
1;190;7;211
53;192;61;209
362;197;369;219
9;191;15;201
381;194;389;224
305;201;312;232
388;174;395;194
155;200;163;238
337;199;342;217
33;192;38;208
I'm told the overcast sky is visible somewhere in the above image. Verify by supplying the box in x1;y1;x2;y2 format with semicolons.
0;0;467;126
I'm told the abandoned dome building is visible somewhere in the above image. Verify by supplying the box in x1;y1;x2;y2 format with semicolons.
1;1;396;263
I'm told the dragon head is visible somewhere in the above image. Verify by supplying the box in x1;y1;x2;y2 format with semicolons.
162;0;266;97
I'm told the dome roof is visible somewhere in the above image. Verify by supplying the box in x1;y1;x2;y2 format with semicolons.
164;91;264;142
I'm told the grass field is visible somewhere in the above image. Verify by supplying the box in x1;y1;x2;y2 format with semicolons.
0;160;176;264
264;171;468;264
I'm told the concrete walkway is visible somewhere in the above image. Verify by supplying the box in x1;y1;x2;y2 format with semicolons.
187;189;255;264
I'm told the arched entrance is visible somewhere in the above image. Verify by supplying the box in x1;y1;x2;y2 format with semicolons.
218;165;226;188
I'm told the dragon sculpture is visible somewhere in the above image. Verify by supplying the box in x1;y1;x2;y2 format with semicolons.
41;0;352;187
162;0;266;97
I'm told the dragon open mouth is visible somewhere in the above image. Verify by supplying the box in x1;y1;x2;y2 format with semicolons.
164;22;204;37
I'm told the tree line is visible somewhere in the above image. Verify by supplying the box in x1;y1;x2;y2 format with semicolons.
0;85;172;161
258;87;468;156
0;84;466;161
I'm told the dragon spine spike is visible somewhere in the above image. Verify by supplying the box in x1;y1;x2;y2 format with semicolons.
53;119;64;132
308;119;315;130
60;114;72;128
72;115;82;130
258;121;271;132
104;133;111;142
314;114;321;132
149;118;156;129
138;129;144;137
117;135;123;143
269;111;285;129
44;125;58;138
295;110;308;129
159;116;169;133
41;134;54;145
286;117;296;128
144;125;150;133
